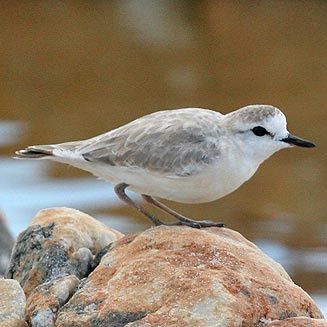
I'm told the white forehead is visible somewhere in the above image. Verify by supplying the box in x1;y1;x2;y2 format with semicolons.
225;104;287;133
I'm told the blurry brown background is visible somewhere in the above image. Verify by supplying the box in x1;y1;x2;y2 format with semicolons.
0;1;326;300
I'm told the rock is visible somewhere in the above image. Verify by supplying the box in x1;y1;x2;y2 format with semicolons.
0;279;26;327
263;317;327;326
25;275;79;327
0;318;27;327
5;207;123;297
56;226;325;327
0;212;13;277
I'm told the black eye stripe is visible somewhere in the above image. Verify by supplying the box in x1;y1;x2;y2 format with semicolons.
252;126;269;137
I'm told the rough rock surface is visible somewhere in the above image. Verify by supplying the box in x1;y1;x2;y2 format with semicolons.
5;207;123;297
263;317;327;326
0;318;27;327
1;208;326;326
25;275;79;327
56;226;325;327
0;212;13;276
0;279;26;327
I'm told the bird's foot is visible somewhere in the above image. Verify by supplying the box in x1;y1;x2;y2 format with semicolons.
195;220;225;228
163;220;225;229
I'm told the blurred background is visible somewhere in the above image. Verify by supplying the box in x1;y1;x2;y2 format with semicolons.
0;0;326;314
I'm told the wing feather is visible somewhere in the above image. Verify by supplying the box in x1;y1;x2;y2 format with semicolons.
80;108;223;176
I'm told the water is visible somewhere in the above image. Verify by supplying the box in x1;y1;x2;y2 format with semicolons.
1;157;122;235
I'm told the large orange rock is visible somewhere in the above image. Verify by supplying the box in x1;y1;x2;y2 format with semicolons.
263;317;327;326
56;226;325;327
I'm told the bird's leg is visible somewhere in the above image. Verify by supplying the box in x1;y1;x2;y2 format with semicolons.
142;195;225;228
114;183;165;226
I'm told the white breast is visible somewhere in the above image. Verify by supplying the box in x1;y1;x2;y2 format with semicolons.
49;145;259;204
80;153;259;204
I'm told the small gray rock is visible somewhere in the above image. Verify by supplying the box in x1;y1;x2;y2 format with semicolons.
0;213;13;277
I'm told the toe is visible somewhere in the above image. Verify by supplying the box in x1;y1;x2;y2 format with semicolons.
197;220;225;228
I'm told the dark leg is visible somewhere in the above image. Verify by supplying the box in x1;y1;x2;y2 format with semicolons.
114;183;165;226
142;195;225;228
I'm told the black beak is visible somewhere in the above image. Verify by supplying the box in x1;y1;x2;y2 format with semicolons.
281;133;315;148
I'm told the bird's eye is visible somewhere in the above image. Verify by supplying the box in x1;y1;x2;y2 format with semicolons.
252;126;268;137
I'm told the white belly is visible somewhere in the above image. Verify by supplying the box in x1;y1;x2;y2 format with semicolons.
73;156;259;204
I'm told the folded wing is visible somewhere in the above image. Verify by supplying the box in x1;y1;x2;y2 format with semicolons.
80;109;222;177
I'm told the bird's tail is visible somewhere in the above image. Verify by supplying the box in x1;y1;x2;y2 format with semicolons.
15;145;55;159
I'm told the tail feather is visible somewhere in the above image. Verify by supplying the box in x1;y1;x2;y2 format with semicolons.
15;145;55;159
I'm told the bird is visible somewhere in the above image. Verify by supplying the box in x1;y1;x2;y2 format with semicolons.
15;104;315;228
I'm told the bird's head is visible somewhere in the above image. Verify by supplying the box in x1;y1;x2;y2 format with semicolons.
223;104;315;163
